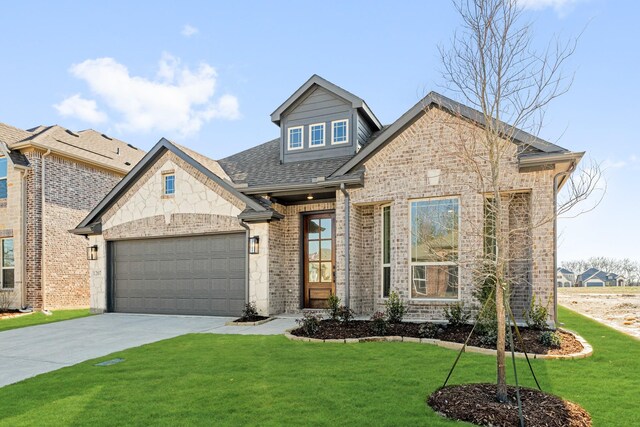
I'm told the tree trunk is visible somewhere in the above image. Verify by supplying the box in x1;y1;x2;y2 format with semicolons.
495;279;507;402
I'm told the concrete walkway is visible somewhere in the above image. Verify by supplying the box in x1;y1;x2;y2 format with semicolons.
0;313;297;388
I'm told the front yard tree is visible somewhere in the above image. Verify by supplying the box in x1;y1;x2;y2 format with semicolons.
439;0;599;403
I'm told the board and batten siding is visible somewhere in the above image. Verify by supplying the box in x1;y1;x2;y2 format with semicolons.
280;86;356;163
357;112;373;148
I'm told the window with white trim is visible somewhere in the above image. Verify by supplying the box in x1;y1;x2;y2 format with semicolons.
410;198;459;299
163;172;175;196
1;238;14;289
310;123;325;147
382;205;391;298
332;120;348;144
0;158;7;200
288;126;303;150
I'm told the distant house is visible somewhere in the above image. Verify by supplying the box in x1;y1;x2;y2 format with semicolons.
556;268;575;287
577;267;625;287
0;123;144;310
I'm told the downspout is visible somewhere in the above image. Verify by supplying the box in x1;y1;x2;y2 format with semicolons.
239;219;251;306
552;162;576;326
340;184;350;308
41;149;51;311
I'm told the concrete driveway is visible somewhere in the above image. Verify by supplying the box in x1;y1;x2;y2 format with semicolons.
0;313;296;388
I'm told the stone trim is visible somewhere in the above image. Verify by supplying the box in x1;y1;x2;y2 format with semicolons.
283;328;593;360
0;229;12;238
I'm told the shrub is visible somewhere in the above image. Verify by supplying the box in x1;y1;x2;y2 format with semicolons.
241;302;259;320
337;305;354;324
385;291;406;323
419;322;443;339
476;308;499;347
539;330;562;348
443;302;471;327
327;293;341;321
523;295;550;330
370;311;388;335
296;312;322;336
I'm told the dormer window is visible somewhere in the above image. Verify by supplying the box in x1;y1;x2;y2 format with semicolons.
288;126;304;150
310;123;325;147
332;120;348;144
162;171;175;196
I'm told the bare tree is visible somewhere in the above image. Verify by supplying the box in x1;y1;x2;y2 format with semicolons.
438;0;601;403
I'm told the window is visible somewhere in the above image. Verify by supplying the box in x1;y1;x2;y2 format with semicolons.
288;126;303;150
382;205;391;298
163;173;175;196
0;158;7;199
410;198;459;299
310;123;325;147
1;239;14;289
332;120;348;144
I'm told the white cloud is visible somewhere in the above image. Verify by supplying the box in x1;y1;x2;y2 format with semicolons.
54;94;108;124
518;0;582;14
63;53;240;136
181;24;198;37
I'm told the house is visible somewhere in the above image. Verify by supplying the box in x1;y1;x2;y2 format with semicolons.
72;75;583;321
577;268;625;287
557;267;576;287
0;123;144;310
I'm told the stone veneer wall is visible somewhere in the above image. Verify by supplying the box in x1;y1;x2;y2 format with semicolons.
344;108;555;321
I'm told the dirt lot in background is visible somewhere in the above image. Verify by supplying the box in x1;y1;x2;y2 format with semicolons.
558;287;640;339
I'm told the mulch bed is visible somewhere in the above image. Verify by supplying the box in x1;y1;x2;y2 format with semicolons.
232;315;270;323
428;383;591;426
290;320;583;355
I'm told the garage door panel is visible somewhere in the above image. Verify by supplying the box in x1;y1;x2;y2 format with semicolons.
112;234;246;316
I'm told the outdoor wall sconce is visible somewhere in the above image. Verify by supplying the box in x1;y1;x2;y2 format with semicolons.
249;236;260;254
87;245;98;260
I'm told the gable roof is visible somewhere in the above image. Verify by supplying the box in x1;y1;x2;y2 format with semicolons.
270;74;382;130
218;138;358;188
72;138;273;235
330;91;581;178
558;267;574;275
0;122;144;174
578;268;620;283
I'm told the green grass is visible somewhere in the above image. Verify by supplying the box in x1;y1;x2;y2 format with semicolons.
0;309;91;332
0;306;637;426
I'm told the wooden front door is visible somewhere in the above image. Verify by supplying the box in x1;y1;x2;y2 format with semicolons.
303;213;335;308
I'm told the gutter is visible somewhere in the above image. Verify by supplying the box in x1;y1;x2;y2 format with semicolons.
340;184;350;308
519;151;584;171
41;149;51;311
237;174;363;196
552;161;577;325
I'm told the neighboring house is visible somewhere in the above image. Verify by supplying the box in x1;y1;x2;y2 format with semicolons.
577;268;625;287
557;267;576;287
73;75;583;321
0;123;144;310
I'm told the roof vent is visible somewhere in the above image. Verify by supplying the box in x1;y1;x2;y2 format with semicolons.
127;143;138;150
116;147;120;155
65;129;79;137
124;161;131;166
101;133;113;140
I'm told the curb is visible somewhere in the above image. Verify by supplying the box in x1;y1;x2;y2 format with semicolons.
283;328;593;360
225;317;274;327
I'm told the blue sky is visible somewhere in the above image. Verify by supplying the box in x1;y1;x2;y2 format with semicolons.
0;0;637;263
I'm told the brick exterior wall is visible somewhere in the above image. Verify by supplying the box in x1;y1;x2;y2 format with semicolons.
39;153;122;308
104;214;244;240
342;108;555;321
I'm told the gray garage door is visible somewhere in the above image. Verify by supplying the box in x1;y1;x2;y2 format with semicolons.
111;233;246;316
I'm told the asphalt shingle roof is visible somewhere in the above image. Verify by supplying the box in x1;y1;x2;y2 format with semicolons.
218;138;356;187
0;123;144;173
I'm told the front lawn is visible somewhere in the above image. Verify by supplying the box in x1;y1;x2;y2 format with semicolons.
0;307;637;426
0;309;91;332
